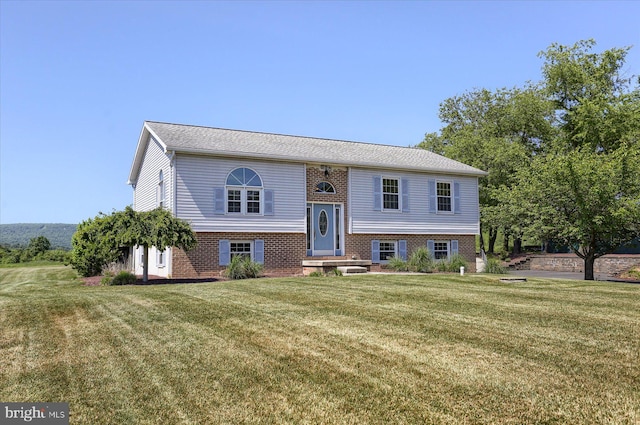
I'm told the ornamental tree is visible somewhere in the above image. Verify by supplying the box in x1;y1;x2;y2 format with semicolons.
512;145;640;280
71;207;197;280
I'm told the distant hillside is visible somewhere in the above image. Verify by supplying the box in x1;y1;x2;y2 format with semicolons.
0;223;77;249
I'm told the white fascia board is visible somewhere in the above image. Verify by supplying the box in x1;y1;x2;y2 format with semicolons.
127;122;171;185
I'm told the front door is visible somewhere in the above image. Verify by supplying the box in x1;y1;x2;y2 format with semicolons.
312;203;334;255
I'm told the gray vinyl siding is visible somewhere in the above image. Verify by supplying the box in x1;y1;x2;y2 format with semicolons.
175;155;306;232
349;168;480;235
133;136;172;212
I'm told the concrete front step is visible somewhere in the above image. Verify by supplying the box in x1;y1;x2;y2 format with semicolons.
337;266;368;274
302;259;372;276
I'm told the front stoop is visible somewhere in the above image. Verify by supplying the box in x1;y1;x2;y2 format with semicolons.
302;259;372;276
337;266;368;275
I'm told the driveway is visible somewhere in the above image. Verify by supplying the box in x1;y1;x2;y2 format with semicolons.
475;257;613;281
475;257;638;283
508;269;615;281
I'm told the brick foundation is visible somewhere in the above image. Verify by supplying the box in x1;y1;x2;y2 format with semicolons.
173;232;307;278
346;234;477;272
172;231;477;278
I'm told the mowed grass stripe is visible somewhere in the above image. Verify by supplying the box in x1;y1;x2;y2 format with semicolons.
0;265;638;424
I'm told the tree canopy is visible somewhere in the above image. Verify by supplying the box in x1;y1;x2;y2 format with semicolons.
70;207;197;279
418;85;554;253
420;39;640;279
28;236;52;256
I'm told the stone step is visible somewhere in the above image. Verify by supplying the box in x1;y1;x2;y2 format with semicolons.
337;266;368;274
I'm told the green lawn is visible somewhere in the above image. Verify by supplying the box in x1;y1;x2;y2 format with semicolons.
1;266;639;424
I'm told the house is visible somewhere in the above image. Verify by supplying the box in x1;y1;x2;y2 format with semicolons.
127;121;487;277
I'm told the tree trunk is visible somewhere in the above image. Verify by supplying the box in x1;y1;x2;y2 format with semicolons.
488;227;498;254
513;238;522;255
584;254;595;280
479;223;485;252
143;245;149;283
503;233;510;255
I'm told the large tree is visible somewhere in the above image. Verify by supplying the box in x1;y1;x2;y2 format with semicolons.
420;39;640;279
28;236;51;256
539;39;639;153
71;207;197;280
418;86;553;253
515;40;640;279
513;145;640;280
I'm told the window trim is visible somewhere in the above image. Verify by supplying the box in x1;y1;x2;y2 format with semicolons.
378;240;398;263
433;240;450;260
227;189;242;213
436;180;453;214
157;170;165;208
229;240;254;260
225;167;264;215
315;181;336;194
156;248;166;268
381;176;401;212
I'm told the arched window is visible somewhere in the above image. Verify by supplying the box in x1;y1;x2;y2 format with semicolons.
315;181;335;194
226;168;263;214
157;170;165;208
226;168;263;187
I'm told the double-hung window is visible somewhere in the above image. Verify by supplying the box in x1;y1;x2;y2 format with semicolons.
219;239;265;265
437;181;452;213
230;241;252;259
433;241;450;260
379;241;397;262
227;190;242;213
382;178;399;211
372;239;407;263
427;239;458;261
226;168;263;215
247;190;261;213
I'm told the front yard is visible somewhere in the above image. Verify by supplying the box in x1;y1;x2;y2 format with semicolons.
1;265;638;424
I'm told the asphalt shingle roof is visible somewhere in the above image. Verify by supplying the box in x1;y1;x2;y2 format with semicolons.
143;121;487;177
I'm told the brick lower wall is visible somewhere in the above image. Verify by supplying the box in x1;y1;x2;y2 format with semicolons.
172;231;478;278
346;234;477;273
173;232;307;278
530;254;640;275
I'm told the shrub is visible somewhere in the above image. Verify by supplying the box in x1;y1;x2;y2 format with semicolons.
40;249;71;263
110;271;137;285
387;255;409;272
408;247;435;273
484;258;508;274
446;253;468;272
435;260;449;272
225;255;263;280
388;248;467;274
100;271;115;286
308;271;324;277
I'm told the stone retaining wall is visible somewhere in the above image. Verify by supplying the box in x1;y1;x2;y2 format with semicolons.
529;254;640;275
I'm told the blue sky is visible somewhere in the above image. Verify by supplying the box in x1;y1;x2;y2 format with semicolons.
1;1;639;224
